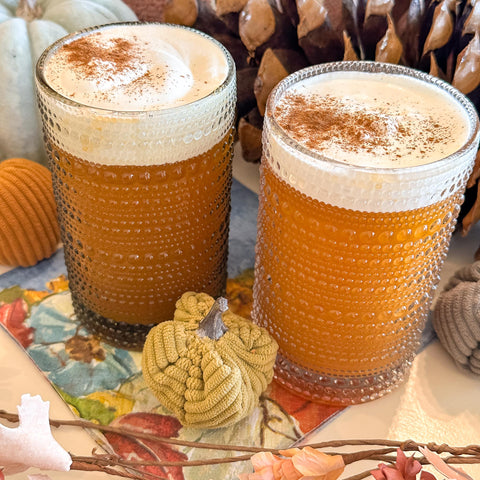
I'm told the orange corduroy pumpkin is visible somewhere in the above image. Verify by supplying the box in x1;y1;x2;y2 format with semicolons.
0;158;60;267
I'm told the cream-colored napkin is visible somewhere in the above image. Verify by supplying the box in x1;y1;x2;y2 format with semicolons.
388;343;480;478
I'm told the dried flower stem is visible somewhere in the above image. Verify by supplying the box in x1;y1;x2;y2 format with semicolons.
2;408;479;458
354;454;480;466
304;438;480;456
71;452;255;467
71;460;144;479
72;458;184;480
0;410;276;454
1;409;480;478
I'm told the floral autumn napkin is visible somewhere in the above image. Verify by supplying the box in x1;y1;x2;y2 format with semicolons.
0;270;342;480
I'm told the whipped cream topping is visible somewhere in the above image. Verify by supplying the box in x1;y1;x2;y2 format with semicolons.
43;24;229;111
273;71;470;168
264;66;479;211
36;24;236;166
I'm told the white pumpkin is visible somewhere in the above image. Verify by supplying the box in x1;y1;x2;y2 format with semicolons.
0;0;137;165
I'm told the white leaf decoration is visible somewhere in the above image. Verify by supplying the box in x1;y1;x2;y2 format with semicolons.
0;394;72;475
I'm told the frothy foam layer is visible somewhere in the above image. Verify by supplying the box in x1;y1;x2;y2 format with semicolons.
265;65;478;212
44;24;229;111
274;71;470;168
36;24;235;165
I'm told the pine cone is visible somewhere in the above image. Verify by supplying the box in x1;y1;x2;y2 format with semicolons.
124;0;480;233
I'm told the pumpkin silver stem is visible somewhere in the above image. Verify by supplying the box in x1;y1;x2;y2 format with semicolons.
197;297;229;340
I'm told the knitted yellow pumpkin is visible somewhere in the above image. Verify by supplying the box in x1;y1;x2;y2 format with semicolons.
142;292;278;429
0;158;60;267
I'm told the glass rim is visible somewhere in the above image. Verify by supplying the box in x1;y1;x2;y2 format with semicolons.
35;21;236;117
265;60;480;175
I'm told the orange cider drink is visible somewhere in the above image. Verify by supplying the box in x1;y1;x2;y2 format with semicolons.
35;24;236;349
252;62;480;404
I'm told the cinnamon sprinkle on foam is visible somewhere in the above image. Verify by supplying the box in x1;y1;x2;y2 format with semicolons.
60;33;139;79
274;91;454;166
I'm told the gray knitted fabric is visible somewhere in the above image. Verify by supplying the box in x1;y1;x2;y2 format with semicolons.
433;261;480;374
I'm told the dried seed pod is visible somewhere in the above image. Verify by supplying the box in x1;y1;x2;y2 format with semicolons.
239;0;296;59
237;67;259;119
278;0;300;26
418;0;458;77
195;0;233;37
343;30;360;60
391;0;412;23
452;31;480;96
164;0;198;25
238;107;263;162
375;13;403;63
365;0;395;20
454;0;480;58
297;0;344;63
463;183;480;234
215;33;251;68
122;0;167;22
456;31;480;236
419;0;439;45
239;0;275;55
254;48;308;115
396;0;427;67
361;0;395;60
467;149;480;191
422;0;456;54
463;0;480;36
297;0;327;38
461;175;480;236
217;0;249;15
342;0;365;58
215;0;249;34
428;51;448;79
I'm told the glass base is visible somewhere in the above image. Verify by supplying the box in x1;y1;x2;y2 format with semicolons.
72;297;155;351
274;351;414;406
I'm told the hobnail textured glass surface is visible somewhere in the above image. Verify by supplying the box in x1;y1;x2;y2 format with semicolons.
45;136;233;350
252;61;480;405
35;24;236;350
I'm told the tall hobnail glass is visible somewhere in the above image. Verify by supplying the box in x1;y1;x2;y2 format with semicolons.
35;23;236;350
252;61;480;405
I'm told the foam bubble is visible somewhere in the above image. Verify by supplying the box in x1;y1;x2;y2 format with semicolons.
264;65;479;212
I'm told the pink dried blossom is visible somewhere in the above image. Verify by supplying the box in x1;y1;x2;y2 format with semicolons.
371;449;436;480
239;446;345;480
